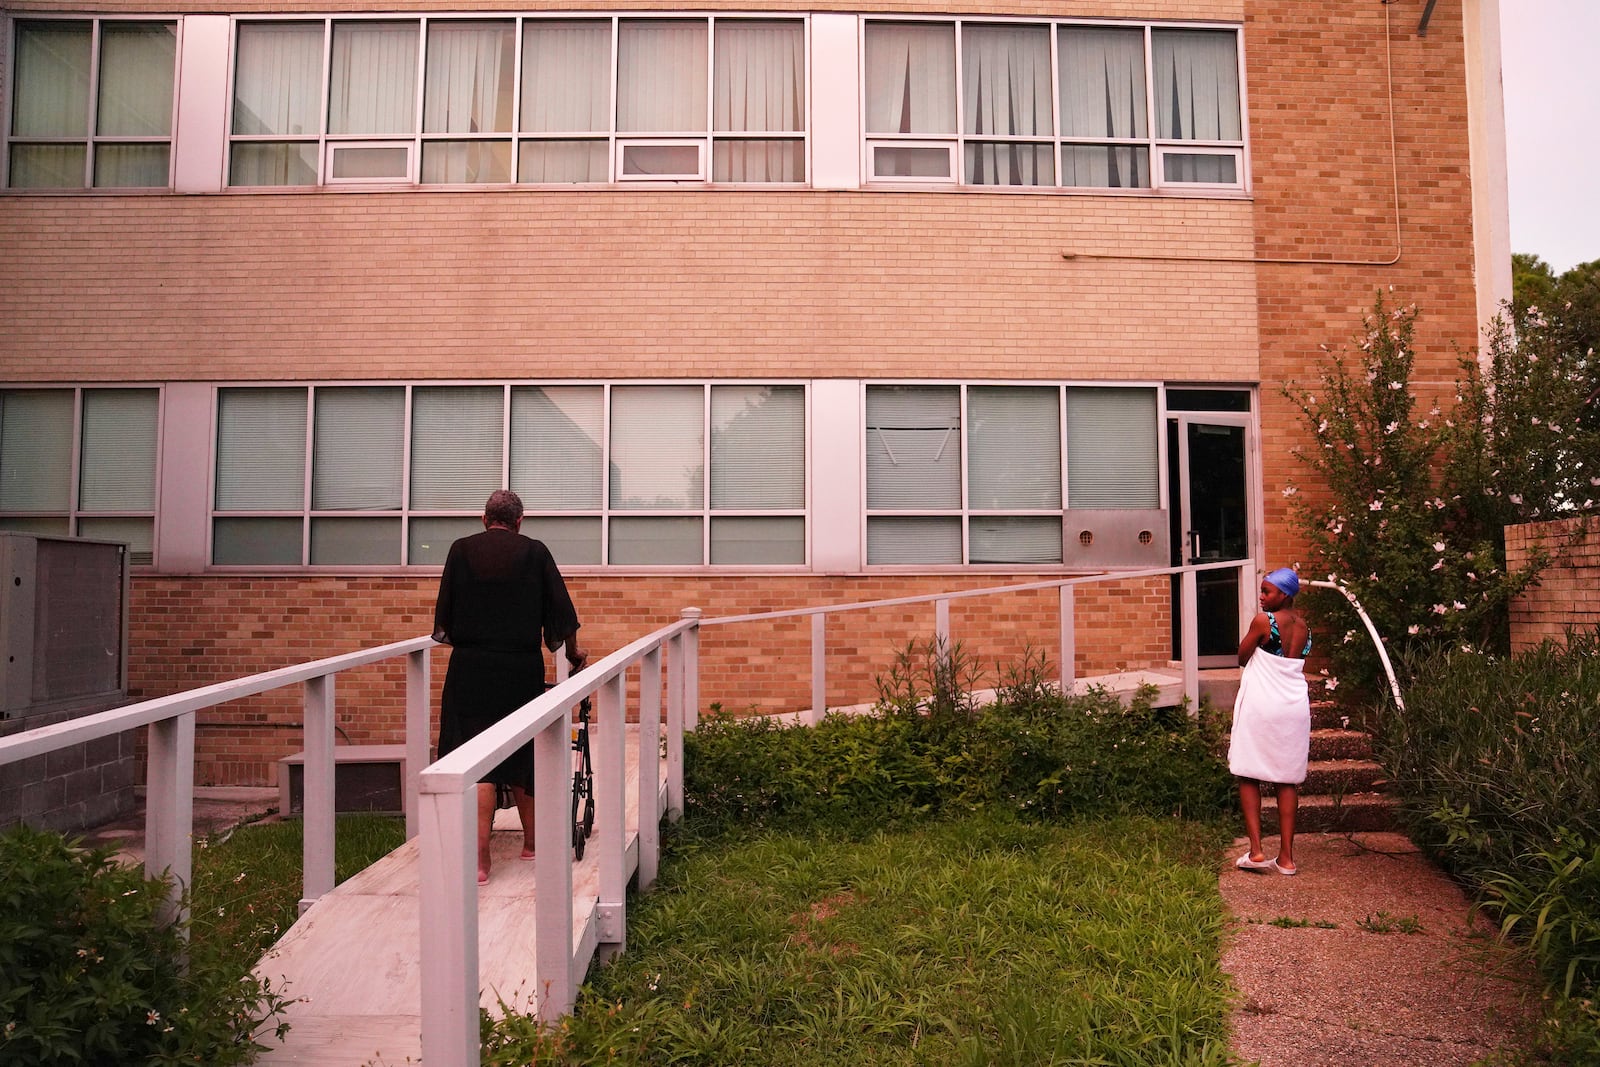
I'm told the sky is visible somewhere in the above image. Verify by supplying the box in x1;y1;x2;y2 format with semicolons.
1499;1;1600;274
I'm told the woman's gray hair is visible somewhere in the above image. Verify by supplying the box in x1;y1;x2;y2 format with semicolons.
484;489;524;527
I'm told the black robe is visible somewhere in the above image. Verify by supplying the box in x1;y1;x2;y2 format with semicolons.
432;527;580;792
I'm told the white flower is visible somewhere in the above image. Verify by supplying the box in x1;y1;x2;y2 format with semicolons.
1389;381;1404;390
1385;421;1399;434
1431;560;1444;571
1325;678;1339;691
1433;604;1448;615
1282;485;1299;497
1531;417;1541;425
1407;624;1420;635
1317;419;1329;435
1467;572;1477;581
1453;601;1466;611
1432;541;1445;552
1369;500;1384;511
1510;494;1523;504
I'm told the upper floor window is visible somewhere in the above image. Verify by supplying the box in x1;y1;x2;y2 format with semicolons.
864;19;1242;191
228;15;806;187
0;388;160;563
6;19;177;189
211;382;807;567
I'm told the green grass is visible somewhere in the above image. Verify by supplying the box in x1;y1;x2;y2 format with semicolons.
186;815;407;968
486;813;1239;1066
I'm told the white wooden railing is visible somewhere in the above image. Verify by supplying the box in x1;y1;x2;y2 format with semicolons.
0;636;436;923
416;617;698;1064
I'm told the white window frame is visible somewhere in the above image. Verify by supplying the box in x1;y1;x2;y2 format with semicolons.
224;13;810;189
860;16;1247;195
325;140;414;184
865;139;957;183
3;16;181;191
206;380;810;571
0;385;163;566
862;380;1170;569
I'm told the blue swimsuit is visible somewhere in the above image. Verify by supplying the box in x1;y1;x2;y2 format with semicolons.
1261;612;1312;658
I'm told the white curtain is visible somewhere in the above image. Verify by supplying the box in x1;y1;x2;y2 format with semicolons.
97;23;176;136
411;386;502;509
311;387;403;511
865;22;955;135
609;386;703;509
714;20;802;132
511;385;604;508
962;24;1050;185
1153;29;1241;141
79;389;157;511
518;140;607;183
618;20;707;133
12;22;89;136
234;22;323;136
1066;388;1159;509
215;388;307;511
329;21;418;136
424;21;512;134
522;20;611;133
1058;25;1149;188
0;390;73;511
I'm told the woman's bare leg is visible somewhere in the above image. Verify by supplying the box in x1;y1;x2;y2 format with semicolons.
1238;780;1266;862
476;782;496;883
512;785;536;858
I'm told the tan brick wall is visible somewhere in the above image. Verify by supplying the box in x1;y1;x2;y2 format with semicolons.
130;573;1173;786
0;193;1258;384
1505;517;1600;651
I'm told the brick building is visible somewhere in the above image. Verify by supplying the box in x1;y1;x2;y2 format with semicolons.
0;0;1511;785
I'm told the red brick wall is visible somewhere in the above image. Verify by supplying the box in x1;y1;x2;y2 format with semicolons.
130;573;1172;785
1506;517;1600;651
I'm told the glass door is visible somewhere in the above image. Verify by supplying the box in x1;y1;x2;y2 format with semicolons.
1168;414;1253;665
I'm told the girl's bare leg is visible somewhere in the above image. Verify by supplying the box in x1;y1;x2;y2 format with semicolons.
1275;784;1298;871
1238;780;1267;862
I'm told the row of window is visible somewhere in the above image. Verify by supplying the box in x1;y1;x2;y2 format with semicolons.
5;14;1245;191
0;383;1166;568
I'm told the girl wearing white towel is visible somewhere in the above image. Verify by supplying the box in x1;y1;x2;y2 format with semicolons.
1229;566;1312;876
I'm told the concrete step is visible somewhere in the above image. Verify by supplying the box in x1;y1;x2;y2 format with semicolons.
1308;728;1374;761
1261;791;1399;834
1302;758;1389;795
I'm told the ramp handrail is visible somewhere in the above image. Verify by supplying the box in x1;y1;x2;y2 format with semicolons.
415;615;698;1064
0;635;436;922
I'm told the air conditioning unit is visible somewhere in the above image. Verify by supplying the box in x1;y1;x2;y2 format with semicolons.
0;534;128;721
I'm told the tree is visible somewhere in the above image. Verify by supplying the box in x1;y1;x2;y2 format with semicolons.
1283;291;1598;698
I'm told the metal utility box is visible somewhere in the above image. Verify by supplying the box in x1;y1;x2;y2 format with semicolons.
1061;510;1170;568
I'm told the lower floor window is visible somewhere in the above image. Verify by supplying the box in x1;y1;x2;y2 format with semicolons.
0;387;159;564
211;381;807;567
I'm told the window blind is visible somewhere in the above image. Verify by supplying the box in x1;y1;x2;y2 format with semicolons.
411;386;502;509
0;390;73;512
215;388;306;511
79;389;157;511
866;385;960;510
710;384;803;509
510;386;603;509
967;386;1060;509
1066;387;1159;508
312;387;402;511
609;386;703;510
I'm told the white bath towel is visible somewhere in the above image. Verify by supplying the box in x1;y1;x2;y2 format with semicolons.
1228;650;1311;785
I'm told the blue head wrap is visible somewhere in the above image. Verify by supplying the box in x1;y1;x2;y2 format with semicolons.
1265;567;1300;598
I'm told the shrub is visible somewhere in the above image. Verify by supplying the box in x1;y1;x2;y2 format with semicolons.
0;825;292;1066
684;641;1233;835
1379;629;1600;1055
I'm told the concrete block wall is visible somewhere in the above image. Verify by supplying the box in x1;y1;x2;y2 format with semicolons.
1506;517;1600;650
0;699;140;833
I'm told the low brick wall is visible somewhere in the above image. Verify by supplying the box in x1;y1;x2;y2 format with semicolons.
1505;516;1600;650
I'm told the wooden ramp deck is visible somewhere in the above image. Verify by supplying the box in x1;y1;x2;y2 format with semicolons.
256;725;663;1066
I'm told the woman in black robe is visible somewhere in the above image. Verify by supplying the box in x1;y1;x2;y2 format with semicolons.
433;489;586;884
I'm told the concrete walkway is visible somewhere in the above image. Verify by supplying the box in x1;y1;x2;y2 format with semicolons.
1220;831;1544;1066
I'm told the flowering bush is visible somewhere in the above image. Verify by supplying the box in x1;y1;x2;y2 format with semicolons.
1283;291;1599;695
0;825;292;1066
